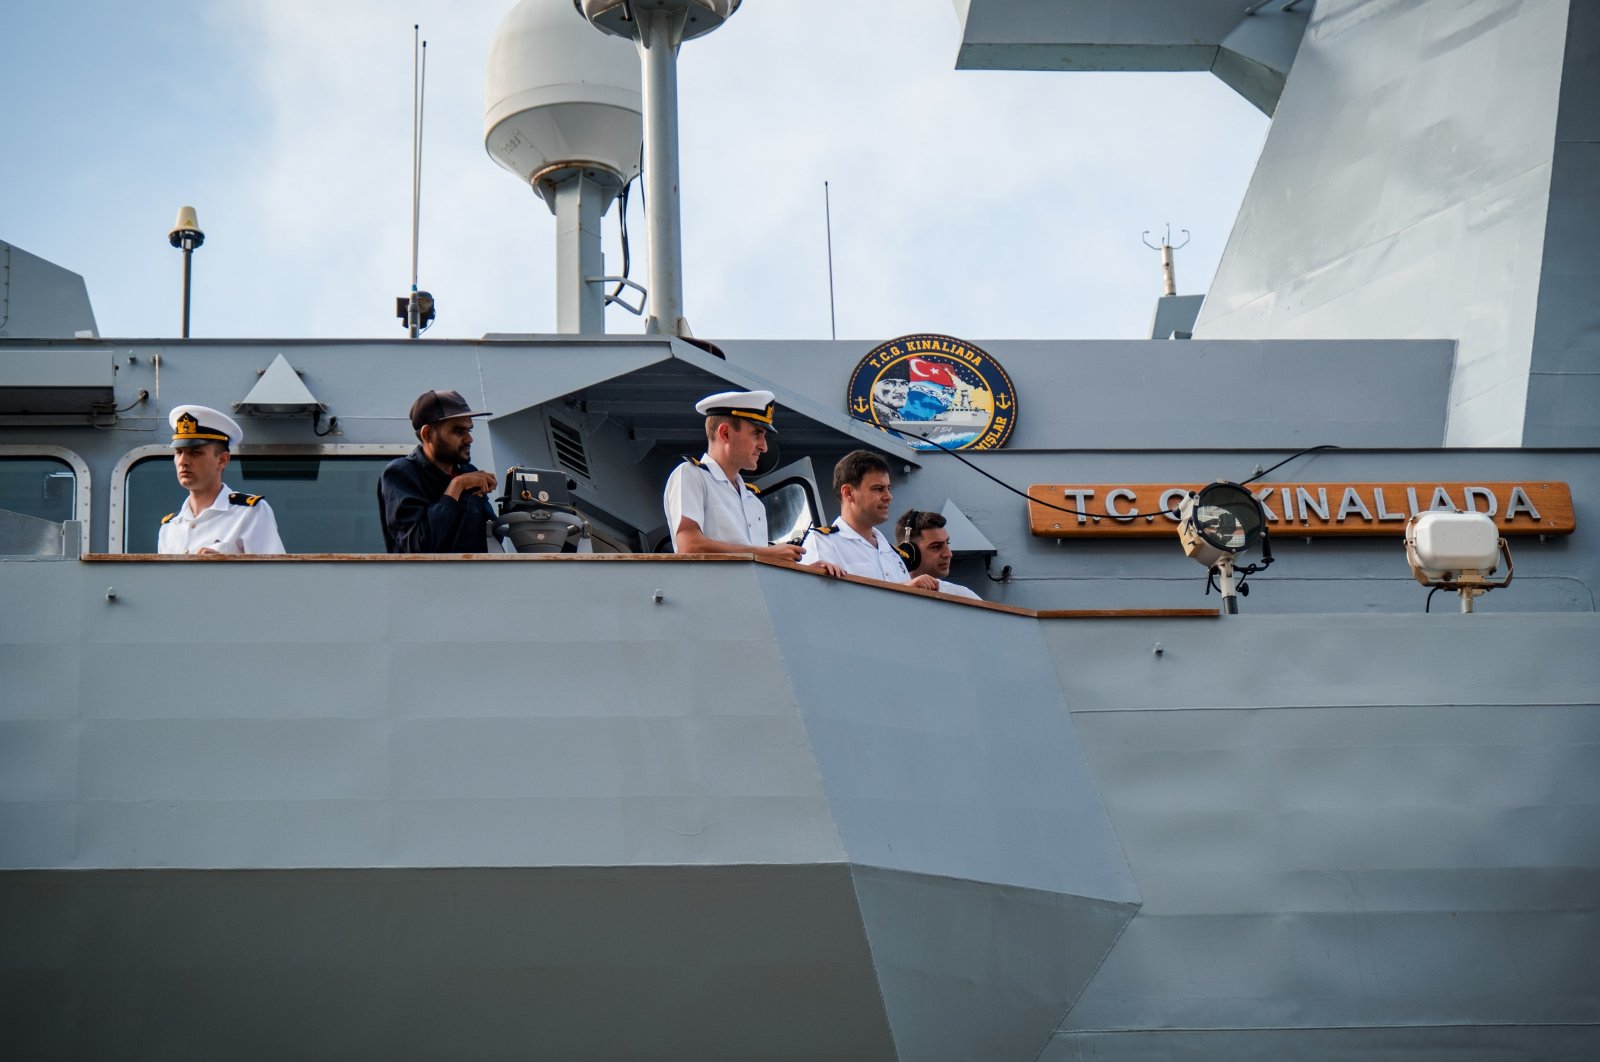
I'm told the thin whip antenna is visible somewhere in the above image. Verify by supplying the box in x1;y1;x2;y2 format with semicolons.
824;181;837;340
409;28;427;338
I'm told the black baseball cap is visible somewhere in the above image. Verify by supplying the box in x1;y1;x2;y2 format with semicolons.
409;389;492;430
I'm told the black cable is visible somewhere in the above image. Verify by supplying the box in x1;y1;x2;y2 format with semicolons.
90;389;149;428
869;420;1340;523
859;420;1172;520
313;412;339;437
98;389;149;414
611;177;633;304
1425;586;1440;613
1239;444;1340;486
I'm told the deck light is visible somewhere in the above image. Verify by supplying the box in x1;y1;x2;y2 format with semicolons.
1177;481;1271;614
1405;511;1512;613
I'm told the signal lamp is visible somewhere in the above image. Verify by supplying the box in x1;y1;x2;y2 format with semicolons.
1177;481;1271;614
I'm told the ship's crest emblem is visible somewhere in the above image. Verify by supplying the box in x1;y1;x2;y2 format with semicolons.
845;333;1017;452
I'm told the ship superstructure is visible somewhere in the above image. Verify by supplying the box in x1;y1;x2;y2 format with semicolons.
1;1;1597;1059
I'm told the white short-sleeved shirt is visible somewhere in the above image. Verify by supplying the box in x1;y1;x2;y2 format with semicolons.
158;483;285;554
663;454;768;550
800;520;909;582
935;579;981;600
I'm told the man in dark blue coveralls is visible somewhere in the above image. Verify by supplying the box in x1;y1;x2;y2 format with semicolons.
377;389;497;552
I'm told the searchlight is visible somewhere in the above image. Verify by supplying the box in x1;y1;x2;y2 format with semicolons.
1177;481;1271;614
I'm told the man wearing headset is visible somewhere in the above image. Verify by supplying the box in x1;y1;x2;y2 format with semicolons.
800;449;940;590
894;509;981;600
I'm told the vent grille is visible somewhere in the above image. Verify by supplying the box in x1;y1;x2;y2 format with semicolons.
548;418;590;480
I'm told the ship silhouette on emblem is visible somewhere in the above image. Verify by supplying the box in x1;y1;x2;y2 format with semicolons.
886;357;991;433
887;385;990;433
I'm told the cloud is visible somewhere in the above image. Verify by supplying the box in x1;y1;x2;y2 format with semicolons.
6;0;1267;342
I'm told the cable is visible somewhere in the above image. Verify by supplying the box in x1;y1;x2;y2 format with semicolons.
860;420;1172;520
101;389;149;414
91;390;149;426
1425;586;1440;613
866;418;1339;521
611;176;633;304
1239;444;1340;485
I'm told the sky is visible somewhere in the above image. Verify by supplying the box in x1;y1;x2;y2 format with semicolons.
0;1;1268;343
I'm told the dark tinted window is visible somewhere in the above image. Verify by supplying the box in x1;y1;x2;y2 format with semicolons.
0;457;75;522
760;478;819;545
125;455;395;553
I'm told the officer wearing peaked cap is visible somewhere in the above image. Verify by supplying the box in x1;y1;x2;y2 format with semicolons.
157;404;286;555
661;389;805;562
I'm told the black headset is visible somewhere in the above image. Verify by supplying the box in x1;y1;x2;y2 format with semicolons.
893;522;922;572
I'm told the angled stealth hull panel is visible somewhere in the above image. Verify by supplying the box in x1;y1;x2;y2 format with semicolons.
761;565;1143;1059
1037;613;1600;1059
1;557;1142;1060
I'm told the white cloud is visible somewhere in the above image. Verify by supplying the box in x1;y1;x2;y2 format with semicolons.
5;0;1267;342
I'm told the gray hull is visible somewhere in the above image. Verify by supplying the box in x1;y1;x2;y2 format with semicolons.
3;555;1596;1059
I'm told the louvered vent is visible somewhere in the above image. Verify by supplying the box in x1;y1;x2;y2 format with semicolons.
548;418;591;480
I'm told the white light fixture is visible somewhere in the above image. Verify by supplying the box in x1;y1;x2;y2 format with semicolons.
1177;481;1272;614
1404;510;1512;612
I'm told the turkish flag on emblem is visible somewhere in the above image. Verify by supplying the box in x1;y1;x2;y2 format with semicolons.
908;358;956;388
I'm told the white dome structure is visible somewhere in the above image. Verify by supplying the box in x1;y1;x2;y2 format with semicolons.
484;0;642;207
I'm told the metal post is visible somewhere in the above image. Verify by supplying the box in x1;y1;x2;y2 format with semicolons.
1160;244;1176;297
179;244;194;339
825;181;837;340
554;172;609;334
1217;559;1240;614
637;8;687;336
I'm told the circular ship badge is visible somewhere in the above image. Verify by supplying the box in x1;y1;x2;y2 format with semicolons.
846;333;1017;451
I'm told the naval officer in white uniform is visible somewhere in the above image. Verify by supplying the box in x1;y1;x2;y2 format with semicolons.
157;404;285;555
661;389;804;563
800;449;940;590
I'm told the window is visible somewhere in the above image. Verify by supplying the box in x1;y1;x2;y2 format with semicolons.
124;455;396;553
760;478;820;545
0;456;76;523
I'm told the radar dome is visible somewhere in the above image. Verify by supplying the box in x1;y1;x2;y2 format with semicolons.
578;0;740;43
485;0;642;203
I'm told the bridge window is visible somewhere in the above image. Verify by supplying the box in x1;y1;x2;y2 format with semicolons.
123;454;396;553
760;477;821;545
0;456;77;523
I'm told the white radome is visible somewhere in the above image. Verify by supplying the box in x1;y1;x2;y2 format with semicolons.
484;0;643;194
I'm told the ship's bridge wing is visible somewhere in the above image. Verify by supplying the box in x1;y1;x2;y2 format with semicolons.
477;336;920;548
570;338;923;465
